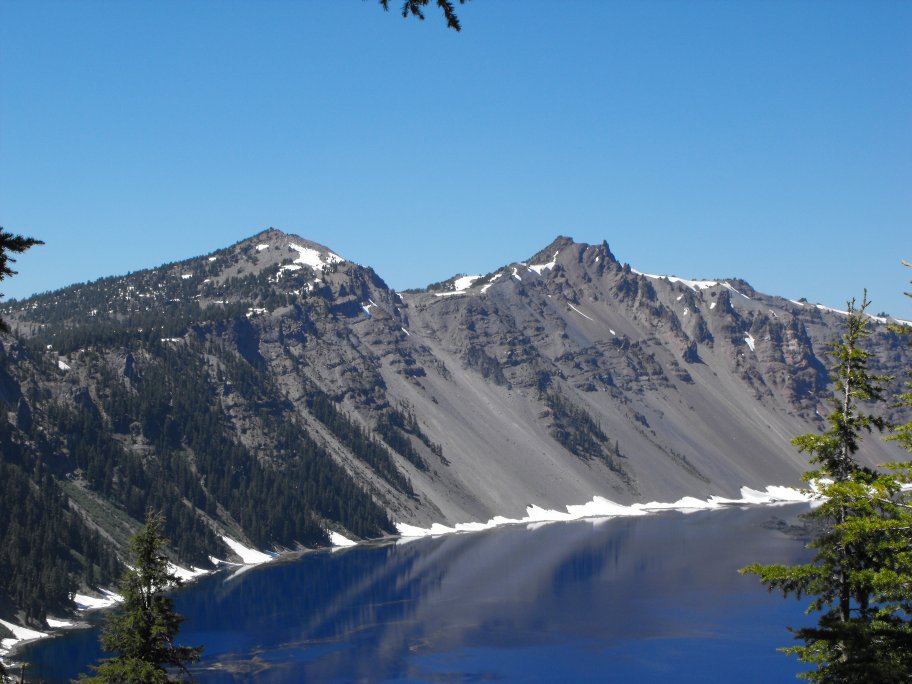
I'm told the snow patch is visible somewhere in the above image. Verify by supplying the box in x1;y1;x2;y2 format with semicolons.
528;251;559;275
181;274;192;279
57;358;70;371
45;618;73;628
710;302;717;310
401;327;410;336
167;563;209;582
288;242;343;269
208;256;217;262
453;275;480;291
255;243;270;251
609;329;616;336
221;536;273;564
0;619;47;642
512;267;522;281
744;333;756;351
73;588;122;611
329;531;357;547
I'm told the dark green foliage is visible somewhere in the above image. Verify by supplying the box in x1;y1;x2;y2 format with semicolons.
544;392;626;470
79;512;201;683
387;402;443;459
376;403;436;471
305;390;414;494
379;0;465;31
742;294;912;682
0;417;120;624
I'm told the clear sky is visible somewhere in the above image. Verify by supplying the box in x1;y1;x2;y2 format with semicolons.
1;1;910;316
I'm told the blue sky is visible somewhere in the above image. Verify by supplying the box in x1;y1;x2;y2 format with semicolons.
1;1;910;315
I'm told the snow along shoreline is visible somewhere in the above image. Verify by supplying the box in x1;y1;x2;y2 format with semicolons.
1;486;811;666
0;532;357;666
394;484;814;538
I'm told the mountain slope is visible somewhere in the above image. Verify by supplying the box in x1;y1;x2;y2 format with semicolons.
0;228;908;629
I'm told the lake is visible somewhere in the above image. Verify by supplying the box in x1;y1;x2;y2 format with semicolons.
23;504;815;682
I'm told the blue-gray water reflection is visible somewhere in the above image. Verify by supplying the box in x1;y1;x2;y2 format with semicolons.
24;504;814;682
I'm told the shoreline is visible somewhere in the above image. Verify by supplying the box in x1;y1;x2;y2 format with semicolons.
1;484;813;668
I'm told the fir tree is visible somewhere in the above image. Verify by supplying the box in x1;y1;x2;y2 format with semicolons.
79;511;202;683
888;260;912;454
741;293;912;682
0;228;42;331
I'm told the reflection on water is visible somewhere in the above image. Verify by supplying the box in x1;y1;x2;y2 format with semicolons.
24;505;813;682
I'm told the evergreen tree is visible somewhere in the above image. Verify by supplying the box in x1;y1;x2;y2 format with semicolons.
888;260;912;454
79;512;202;683
742;293;912;682
0;227;42;331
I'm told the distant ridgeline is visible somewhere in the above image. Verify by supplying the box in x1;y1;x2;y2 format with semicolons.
0;229;908;628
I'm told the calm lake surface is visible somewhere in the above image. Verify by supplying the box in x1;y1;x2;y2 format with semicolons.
24;504;815;683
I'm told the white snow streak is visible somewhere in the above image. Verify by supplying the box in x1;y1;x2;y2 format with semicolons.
255;243;269;251
567;303;594;321
512;267;522;281
744;333;756;351
57;359;70;371
480;273;502;293
631;269;751;299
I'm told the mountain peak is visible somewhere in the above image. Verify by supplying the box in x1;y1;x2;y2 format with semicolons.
525;235;616;269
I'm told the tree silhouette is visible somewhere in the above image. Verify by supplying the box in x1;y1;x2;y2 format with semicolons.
380;0;466;32
0;228;43;331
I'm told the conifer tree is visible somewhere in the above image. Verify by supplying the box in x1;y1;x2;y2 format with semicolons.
888;260;912;454
79;511;201;683
0;228;42;331
742;293;912;682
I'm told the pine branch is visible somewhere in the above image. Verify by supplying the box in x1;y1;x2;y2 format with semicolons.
378;0;466;31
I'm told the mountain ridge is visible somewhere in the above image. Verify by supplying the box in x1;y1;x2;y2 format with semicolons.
0;228;908;632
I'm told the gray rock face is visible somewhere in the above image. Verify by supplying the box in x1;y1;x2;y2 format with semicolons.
1;229;909;537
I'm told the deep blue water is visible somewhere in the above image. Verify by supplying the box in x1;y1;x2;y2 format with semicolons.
23;504;815;682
